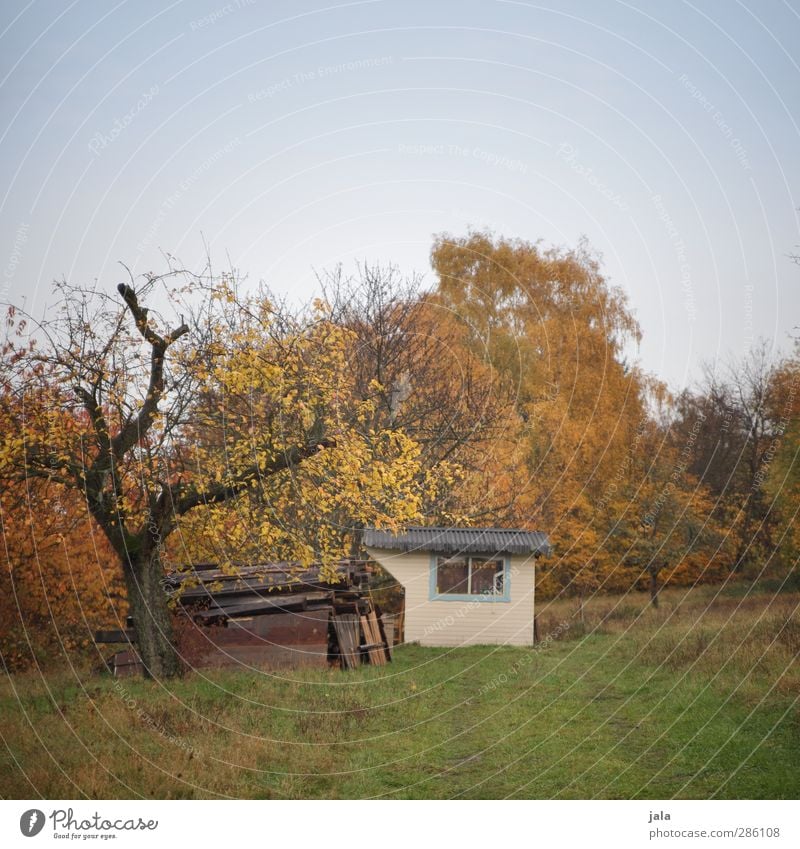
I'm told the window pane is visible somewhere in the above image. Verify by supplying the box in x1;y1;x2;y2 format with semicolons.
471;559;504;595
437;558;469;594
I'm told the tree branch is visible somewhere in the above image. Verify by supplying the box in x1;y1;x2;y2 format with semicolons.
73;383;112;458
173;437;336;515
111;284;189;460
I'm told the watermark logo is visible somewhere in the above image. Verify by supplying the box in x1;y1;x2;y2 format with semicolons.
247;56;393;101
397;142;528;173
556;143;628;211
652;193;696;323
19;809;45;837
88;85;159;156
4;221;29;290
678;73;751;171
136;136;242;252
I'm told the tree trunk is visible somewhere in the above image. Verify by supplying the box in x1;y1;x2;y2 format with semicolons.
649;569;660;608
733;493;755;572
124;549;182;679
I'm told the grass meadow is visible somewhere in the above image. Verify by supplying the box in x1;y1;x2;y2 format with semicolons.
1;579;798;799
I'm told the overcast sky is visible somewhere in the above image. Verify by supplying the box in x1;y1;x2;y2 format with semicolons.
1;0;798;390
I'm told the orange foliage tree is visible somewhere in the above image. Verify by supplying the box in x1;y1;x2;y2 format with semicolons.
0;391;126;671
429;231;728;603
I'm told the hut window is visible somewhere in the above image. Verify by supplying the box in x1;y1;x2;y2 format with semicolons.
471;559;504;595
433;556;507;599
437;558;469;594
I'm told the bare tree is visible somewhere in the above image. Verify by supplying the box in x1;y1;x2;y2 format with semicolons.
672;342;781;571
320;264;517;524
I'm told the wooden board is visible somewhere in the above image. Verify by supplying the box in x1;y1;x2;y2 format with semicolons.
332;614;361;669
166;561;368;597
360;612;386;666
194;591;335;619
372;610;389;665
176;574;338;600
378;616;394;661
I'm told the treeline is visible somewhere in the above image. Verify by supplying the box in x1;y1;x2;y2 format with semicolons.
1;232;797;673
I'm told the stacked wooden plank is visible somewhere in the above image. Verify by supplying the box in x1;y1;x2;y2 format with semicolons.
331;614;361;670
97;559;394;675
360;610;388;666
164;560;366;607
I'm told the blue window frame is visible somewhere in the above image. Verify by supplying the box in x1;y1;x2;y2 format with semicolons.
429;554;511;602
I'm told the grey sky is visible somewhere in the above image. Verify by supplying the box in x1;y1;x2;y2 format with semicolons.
1;0;798;389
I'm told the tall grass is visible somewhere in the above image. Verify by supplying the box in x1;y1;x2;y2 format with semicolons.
537;583;800;701
1;580;797;799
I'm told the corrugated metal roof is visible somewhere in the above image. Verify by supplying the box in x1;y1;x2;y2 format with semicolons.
363;526;551;556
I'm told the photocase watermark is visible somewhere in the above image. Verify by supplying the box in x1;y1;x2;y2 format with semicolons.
248;56;394;101
189;0;256;31
595;416;649;514
470;620;571;701
556;143;628;211
3;221;29;297
137;136;243;252
652;194;696;323
19;808;45;837
461;144;528;174
88;85;159;157
421;565;521;638
398;142;528;173
678;73;752;171
19;807;158;837
112;677;195;755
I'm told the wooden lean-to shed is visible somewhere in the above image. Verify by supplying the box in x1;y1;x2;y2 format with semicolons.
363;527;551;647
96;560;394;675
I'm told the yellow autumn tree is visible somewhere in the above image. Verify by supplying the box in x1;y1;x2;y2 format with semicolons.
0;267;437;678
172;298;442;569
430;231;650;598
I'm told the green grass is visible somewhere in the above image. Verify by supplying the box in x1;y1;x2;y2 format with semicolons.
1;582;798;799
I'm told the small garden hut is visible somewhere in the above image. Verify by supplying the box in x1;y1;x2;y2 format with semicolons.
364;527;550;647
